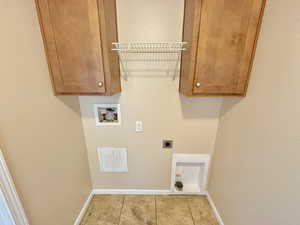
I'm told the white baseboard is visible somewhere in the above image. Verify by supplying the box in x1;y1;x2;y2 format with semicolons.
206;192;225;225
92;189;170;195
73;191;93;225
92;189;207;195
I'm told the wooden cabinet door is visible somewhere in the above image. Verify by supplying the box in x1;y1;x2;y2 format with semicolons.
36;0;120;95
180;0;266;96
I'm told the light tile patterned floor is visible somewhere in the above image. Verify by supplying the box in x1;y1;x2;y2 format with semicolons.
80;195;218;225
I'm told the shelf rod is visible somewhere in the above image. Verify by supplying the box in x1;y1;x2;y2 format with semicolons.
112;50;186;53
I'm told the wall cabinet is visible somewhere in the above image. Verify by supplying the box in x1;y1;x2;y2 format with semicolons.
35;0;121;95
180;0;266;96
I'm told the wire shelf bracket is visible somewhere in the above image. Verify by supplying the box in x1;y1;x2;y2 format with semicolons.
112;42;187;80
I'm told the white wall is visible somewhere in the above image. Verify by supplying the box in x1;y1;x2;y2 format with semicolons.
79;0;223;189
209;0;300;224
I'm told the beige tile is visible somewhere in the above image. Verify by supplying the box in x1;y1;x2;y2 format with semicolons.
119;195;156;225
156;195;194;225
80;195;218;225
80;195;124;225
187;195;218;225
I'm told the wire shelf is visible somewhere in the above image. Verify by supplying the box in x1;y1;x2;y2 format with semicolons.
112;42;187;53
112;42;187;80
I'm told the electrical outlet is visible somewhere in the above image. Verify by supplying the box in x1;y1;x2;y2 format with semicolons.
163;140;173;149
136;121;143;132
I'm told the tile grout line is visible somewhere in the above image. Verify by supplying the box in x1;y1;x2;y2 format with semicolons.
117;195;125;225
155;195;158;225
186;197;196;225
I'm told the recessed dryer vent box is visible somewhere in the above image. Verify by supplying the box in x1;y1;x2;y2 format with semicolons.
170;154;210;194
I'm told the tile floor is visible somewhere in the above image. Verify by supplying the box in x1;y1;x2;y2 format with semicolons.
80;195;218;225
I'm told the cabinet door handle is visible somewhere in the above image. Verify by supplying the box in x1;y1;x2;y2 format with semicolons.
98;81;104;87
195;82;201;88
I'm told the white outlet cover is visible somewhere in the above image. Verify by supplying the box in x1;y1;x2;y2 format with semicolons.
135;121;143;132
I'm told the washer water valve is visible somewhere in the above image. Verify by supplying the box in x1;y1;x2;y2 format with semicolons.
174;174;183;191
